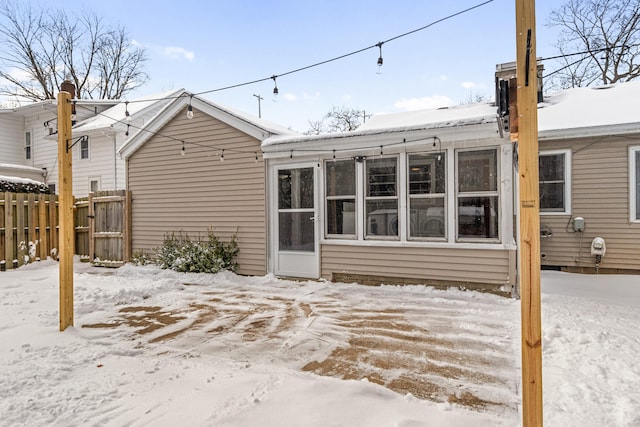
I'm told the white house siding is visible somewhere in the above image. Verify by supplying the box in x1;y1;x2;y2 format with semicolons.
23;109;59;183
539;135;640;272
71;134;124;196
0;113;26;165
127;107;267;276
321;244;515;287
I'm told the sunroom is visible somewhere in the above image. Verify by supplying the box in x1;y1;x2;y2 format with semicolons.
262;104;517;292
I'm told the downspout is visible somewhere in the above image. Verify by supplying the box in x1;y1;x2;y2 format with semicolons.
113;135;118;189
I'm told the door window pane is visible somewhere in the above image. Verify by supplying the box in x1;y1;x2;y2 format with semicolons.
279;212;315;251
278;168;314;209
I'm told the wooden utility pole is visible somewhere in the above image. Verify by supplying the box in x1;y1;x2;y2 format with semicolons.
515;0;543;425
58;81;75;331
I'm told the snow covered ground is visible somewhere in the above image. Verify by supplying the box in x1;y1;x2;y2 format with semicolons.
0;260;638;426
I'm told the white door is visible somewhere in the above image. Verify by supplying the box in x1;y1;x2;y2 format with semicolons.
273;165;319;278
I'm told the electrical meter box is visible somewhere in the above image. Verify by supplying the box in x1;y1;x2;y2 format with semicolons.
573;217;585;232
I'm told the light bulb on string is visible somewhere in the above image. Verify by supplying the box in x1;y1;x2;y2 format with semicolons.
125;101;131;122
220;149;225;162
255;152;259;163
376;42;384;74
70;101;77;122
181;141;186;156
125;124;130;137
271;75;279;102
187;96;194;119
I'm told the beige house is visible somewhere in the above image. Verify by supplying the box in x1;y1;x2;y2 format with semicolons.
118;91;295;276
262;104;517;292
535;81;640;273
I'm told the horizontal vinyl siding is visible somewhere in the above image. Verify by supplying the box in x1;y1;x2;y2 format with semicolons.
0;114;24;164
128;107;266;275
540;136;640;270
321;244;514;286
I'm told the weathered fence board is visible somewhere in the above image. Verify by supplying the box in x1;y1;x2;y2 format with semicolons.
1;192;59;269
2;190;130;270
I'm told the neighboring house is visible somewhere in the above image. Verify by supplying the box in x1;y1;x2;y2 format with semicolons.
536;80;640;273
262;104;516;292
118;92;296;276
0;98;119;195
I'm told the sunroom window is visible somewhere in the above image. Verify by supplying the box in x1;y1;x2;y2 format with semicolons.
457;149;499;240
408;153;446;239
631;147;640;222
365;157;398;237
325;159;356;236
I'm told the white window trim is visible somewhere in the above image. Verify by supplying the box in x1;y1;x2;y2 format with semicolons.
455;148;501;243
89;177;101;193
364;155;400;240
539;149;571;215
324;158;358;240
630;146;640;223
80;138;90;160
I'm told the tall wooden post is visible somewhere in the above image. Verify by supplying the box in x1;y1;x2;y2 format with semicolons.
515;0;543;425
58;82;75;331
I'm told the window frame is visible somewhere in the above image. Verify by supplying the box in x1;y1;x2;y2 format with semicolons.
80;137;90;160
324;158;358;239
539;149;571;215
407;152;447;241
364;155;399;240
25;131;32;160
455;148;500;242
630;146;640;223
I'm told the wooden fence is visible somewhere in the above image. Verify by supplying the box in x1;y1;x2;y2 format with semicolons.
1;190;130;270
0;192;59;269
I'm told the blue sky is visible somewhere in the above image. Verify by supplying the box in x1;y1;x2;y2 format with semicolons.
35;0;561;132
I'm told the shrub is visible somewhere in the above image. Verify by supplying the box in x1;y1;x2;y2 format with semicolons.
130;249;150;266
156;227;239;274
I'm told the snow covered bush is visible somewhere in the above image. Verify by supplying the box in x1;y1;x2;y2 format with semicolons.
155;228;239;273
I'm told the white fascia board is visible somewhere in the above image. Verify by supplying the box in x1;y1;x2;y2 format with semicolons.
538;122;640;141
262;121;504;160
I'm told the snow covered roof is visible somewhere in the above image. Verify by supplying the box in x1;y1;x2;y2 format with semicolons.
118;91;298;159
262;103;498;149
537;80;640;139
71;89;183;135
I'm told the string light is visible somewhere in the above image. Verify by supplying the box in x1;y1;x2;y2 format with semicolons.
272;75;279;101
255;152;259;163
376;42;384;74
187;96;194;119
125;124;130;137
181;141;186;156
70;101;77;122
220;149;225;162
125;101;131;122
332;149;336;160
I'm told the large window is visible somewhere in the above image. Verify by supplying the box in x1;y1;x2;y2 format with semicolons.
457;149;499;240
326;160;356;236
631;147;640;222
539;150;571;213
408;153;446;239
366;157;398;237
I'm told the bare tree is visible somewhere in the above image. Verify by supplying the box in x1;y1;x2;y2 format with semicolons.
305;106;367;135
0;1;148;100
548;0;640;89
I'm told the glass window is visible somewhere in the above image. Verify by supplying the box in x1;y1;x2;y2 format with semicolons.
408;153;446;238
365;157;398;237
539;151;570;213
326;160;356;236
457;149;499;240
278;167;315;251
80;138;89;159
25;132;31;160
632;148;640;222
